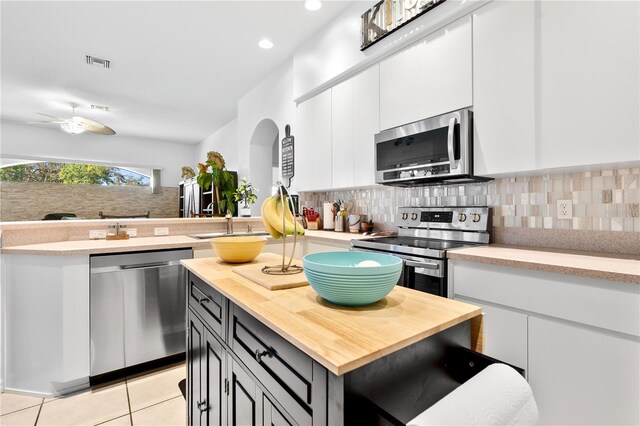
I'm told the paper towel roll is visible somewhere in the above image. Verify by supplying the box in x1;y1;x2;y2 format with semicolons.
408;364;539;426
323;202;335;230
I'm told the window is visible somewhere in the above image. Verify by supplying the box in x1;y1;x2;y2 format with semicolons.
0;162;150;186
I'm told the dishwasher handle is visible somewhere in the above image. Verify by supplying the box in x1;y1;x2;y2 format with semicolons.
120;261;172;270
92;260;182;274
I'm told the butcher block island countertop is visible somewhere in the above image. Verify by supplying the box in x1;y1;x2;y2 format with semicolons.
181;255;483;376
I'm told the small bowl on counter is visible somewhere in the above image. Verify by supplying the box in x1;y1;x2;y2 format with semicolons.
302;251;402;306
210;236;267;263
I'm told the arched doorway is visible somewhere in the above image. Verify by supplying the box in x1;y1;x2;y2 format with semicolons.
249;118;279;215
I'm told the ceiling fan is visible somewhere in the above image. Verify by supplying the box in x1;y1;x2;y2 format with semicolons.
29;106;116;135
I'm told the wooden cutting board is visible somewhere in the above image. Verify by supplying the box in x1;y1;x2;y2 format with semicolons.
232;252;308;290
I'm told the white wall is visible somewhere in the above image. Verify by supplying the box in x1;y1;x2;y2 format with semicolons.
0;122;194;186
237;60;297;215
194;118;238;171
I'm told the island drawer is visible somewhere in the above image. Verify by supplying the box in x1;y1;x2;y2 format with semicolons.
229;303;314;424
188;272;225;339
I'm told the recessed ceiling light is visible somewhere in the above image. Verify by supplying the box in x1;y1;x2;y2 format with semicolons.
258;39;274;49
304;0;322;11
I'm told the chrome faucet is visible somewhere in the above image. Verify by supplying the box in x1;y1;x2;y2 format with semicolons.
225;210;233;234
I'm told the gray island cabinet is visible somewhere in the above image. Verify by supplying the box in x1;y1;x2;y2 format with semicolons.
182;256;484;426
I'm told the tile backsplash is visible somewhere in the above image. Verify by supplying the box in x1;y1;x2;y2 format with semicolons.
299;167;640;233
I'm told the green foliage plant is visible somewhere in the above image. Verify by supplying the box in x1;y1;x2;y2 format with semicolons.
233;178;258;208
196;159;235;215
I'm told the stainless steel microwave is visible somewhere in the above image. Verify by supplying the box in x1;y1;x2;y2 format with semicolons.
375;108;488;186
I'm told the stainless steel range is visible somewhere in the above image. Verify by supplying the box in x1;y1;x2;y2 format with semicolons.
351;206;490;298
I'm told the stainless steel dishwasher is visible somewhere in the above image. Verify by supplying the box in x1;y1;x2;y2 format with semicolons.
90;249;192;377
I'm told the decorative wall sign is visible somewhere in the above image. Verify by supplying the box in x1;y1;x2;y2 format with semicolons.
281;124;295;187
361;0;446;51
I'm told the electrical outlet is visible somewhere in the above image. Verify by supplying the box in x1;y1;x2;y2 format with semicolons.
126;228;137;237
89;230;107;239
154;227;169;236
557;199;573;218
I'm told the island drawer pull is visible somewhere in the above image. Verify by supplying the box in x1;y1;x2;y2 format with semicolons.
255;349;272;363
197;399;209;413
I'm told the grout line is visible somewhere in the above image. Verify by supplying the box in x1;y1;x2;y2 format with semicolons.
0;402;43;418
124;378;133;426
129;395;183;415
33;399;44;425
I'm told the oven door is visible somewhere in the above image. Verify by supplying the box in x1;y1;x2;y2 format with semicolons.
351;247;447;297
403;258;447;298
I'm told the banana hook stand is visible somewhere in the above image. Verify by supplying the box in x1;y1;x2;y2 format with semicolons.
261;183;303;275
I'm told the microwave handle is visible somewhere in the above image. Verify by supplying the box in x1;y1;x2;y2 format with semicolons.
447;116;458;169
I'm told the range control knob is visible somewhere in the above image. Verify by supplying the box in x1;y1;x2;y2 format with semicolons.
458;213;467;222
411;212;419;221
472;213;481;223
401;212;409;220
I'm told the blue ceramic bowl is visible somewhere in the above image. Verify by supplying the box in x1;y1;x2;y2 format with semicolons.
303;251;402;306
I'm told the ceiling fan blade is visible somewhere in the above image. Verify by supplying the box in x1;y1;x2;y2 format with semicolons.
37;112;67;121
27;120;67;124
86;125;116;135
79;116;116;135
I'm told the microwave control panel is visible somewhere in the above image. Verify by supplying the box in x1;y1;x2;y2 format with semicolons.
396;206;489;231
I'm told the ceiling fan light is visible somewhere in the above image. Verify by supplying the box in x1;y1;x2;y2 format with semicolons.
304;0;322;11
60;121;86;135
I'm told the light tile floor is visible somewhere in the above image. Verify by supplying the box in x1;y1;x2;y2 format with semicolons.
0;362;186;426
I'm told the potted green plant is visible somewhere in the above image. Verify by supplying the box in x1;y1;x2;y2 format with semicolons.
233;177;258;217
196;151;235;216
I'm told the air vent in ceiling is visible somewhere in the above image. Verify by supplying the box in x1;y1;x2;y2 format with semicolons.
85;55;110;68
91;104;110;112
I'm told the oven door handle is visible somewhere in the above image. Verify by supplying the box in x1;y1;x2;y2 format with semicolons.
405;260;439;270
447;116;458;169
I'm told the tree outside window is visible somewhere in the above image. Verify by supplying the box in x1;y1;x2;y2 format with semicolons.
0;162;150;186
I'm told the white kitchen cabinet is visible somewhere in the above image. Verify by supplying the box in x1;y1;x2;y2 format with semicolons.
539;1;640;169
2;254;90;395
450;259;640;424
263;238;304;260
353;66;380;187
472;1;536;175
294;89;332;192
303;238;349;255
331;66;380;188
331;76;355;188
454;298;528;371
529;317;639;425
379;15;472;131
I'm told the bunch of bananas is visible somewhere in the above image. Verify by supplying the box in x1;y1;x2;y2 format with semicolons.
261;195;305;239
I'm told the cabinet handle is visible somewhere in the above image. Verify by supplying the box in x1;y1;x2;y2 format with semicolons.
255;349;271;363
198;296;210;304
197;399;209;413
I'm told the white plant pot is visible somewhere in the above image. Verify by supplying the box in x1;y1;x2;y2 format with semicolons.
239;207;252;217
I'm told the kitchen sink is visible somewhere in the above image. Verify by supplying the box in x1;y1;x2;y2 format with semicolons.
190;231;269;239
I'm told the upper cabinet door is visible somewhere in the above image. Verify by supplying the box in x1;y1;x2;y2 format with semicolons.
472;1;536;176
380;16;472;131
539;1;640;169
418;15;472;121
331;77;355;189
380;42;422;130
331;65;380;189
294;89;332;192
352;65;380;187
